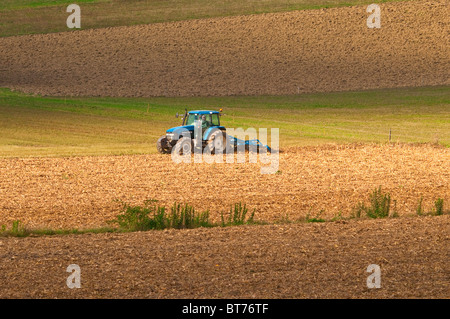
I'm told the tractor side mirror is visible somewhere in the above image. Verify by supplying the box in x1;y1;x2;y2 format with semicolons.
175;113;179;118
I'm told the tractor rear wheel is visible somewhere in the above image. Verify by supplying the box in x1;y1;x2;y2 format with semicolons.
206;129;230;154
157;135;172;154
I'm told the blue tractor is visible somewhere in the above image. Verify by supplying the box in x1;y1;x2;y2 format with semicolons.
156;109;271;154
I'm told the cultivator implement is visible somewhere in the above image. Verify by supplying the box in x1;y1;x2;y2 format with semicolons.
228;135;272;153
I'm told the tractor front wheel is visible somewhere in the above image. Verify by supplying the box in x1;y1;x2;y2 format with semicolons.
173;137;193;155
157;136;172;154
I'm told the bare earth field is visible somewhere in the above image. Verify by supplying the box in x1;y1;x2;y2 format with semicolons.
0;215;448;298
0;0;449;97
0;144;448;230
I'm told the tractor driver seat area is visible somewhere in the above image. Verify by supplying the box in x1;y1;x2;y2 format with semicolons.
201;115;213;129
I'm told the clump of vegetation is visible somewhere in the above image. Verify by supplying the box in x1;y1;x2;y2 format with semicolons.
168;203;211;229
352;187;392;219
416;197;446;216
416;197;424;216
432;198;444;216
110;203;156;231
109;201;214;231
0;220;30;237
305;209;326;223
221;202;255;227
110;201;257;232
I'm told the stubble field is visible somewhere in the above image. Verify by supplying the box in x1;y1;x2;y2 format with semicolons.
0;144;448;230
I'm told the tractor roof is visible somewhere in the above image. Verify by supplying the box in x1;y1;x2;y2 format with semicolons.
188;110;220;115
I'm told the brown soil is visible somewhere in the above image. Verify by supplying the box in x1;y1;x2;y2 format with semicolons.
0;144;448;230
0;0;449;97
0;215;448;298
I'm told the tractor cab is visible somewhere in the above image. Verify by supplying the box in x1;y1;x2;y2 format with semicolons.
183;110;221;130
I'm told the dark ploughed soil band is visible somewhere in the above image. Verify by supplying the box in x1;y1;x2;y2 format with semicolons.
0;0;448;97
0;215;448;298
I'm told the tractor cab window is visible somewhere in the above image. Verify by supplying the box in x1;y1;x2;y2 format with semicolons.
201;114;220;128
211;114;220;126
185;113;219;127
185;114;197;126
200;114;211;128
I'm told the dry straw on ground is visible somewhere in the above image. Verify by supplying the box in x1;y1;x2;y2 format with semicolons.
0;143;448;230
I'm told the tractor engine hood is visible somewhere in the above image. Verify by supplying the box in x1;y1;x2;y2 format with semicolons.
166;125;194;134
165;125;194;142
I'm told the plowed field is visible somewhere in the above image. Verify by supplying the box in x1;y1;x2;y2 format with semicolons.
0;215;448;298
0;0;449;299
0;0;449;97
0;144;448;230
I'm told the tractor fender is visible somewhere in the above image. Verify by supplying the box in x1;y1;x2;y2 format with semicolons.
170;125;194;141
203;126;226;141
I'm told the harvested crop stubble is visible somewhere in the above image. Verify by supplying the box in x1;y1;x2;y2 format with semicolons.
0;0;449;97
0;143;448;230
